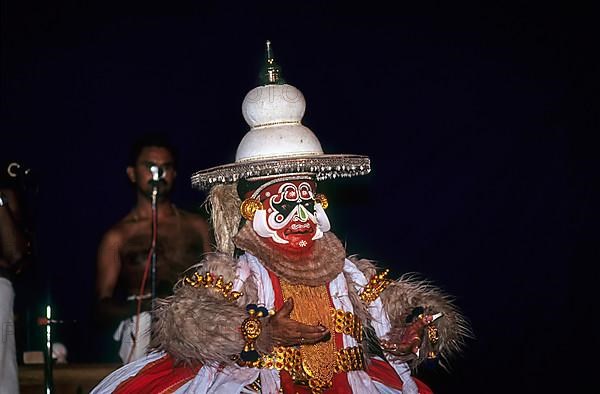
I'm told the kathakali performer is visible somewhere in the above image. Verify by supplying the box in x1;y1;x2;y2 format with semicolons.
92;41;470;394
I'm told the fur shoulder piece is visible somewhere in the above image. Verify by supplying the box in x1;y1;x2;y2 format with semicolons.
151;253;259;365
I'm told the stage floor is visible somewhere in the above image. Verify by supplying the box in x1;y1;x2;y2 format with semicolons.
19;363;120;394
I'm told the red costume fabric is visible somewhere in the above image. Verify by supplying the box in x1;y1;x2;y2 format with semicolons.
114;355;202;394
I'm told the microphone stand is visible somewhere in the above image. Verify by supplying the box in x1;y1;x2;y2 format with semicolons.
37;309;76;393
125;168;161;364
42;304;54;394
150;178;159;310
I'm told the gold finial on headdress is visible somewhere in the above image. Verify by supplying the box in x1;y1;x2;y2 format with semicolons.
260;40;285;85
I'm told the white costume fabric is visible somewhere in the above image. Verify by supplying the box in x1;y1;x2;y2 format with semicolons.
113;311;151;364
93;254;419;394
0;277;19;394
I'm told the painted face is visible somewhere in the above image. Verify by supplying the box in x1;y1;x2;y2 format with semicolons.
251;179;330;252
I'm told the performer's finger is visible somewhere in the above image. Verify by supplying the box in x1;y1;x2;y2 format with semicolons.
418;312;443;326
299;328;329;339
298;330;330;344
295;324;329;344
426;312;443;323
297;322;328;333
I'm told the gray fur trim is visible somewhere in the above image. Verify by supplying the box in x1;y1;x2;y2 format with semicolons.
151;253;260;365
234;223;346;286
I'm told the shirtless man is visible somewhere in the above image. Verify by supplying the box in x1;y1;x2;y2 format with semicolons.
1;184;30;394
95;134;212;363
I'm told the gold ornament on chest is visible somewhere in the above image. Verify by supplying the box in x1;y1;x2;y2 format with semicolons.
279;281;337;392
238;282;366;392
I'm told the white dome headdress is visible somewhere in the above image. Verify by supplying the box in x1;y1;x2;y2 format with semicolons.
193;41;371;255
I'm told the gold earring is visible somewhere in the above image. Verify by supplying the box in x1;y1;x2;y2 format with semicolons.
314;193;329;209
240;198;263;221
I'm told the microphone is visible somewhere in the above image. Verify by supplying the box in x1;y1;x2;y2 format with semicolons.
7;162;31;178
149;165;165;182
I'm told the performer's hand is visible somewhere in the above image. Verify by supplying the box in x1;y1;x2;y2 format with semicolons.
266;298;330;347
382;313;440;356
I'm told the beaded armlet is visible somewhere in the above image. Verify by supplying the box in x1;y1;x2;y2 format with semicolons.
184;271;243;302
359;269;392;304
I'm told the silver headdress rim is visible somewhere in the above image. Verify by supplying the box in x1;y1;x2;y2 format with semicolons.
191;154;371;191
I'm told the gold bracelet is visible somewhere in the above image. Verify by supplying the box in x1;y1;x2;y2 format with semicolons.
240;304;270;362
426;323;440;359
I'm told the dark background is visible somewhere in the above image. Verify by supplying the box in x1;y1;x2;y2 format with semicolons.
2;1;594;393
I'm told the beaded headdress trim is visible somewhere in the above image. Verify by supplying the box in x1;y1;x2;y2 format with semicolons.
191;154;370;191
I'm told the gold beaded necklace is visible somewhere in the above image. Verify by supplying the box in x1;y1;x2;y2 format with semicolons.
279;280;337;391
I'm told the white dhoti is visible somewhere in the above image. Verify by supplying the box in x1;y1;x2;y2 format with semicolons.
113;311;151;364
0;277;18;394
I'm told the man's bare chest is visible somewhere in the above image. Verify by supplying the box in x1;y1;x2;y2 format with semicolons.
119;225;203;269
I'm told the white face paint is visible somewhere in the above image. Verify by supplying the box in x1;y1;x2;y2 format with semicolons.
314;203;330;233
251;180;330;249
